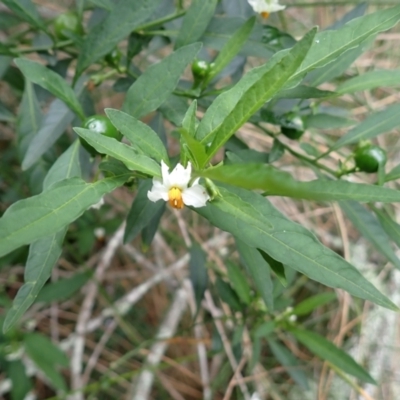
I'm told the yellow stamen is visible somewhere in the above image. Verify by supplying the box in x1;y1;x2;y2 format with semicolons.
261;11;270;19
168;187;184;209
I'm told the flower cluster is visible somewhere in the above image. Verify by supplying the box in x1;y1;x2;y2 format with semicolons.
248;0;286;18
147;161;209;209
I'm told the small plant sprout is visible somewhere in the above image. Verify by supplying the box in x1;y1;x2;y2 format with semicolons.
248;0;286;19
147;161;210;209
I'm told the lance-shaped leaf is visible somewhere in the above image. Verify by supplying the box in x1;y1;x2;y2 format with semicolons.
74;127;161;177
189;242;208;312
105;108;168;163
340;201;400;270
122;43;201;118
17;80;42;159
293;5;400;82
290;328;375;384
198;163;400;203
0;174;129;257
14;58;85;120
237;239;274;311
3;142;82;333
22;99;74;170
2;0;45;30
374;208;400;248
195;185;397;310
75;0;161;77
337;69;400;94
197;28;317;164
175;0;218;49
203;17;255;86
331;104;400;150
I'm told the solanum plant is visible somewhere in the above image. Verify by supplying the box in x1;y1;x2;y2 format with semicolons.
1;0;400;398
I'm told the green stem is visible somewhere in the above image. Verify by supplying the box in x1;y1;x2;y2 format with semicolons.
255;124;338;176
134;10;185;32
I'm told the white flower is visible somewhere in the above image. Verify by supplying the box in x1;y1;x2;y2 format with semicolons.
248;0;286;17
147;161;210;209
90;197;104;210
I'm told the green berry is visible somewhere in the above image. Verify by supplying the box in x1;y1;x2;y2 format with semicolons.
53;12;83;40
354;145;387;173
80;115;121;156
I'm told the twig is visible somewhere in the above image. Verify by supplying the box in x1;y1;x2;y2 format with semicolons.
184;280;212;400
130;286;188;400
204;291;251;400
69;223;125;400
81;319;118;385
84;233;229;333
223;356;248;400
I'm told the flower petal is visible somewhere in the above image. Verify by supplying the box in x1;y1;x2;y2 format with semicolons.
148;179;169;202
182;183;210;208
161;160;171;187
168;161;191;188
248;0;285;13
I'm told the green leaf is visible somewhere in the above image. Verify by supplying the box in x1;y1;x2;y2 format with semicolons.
105;108;168;163
175;0;218;49
331;104;400;150
258;249;287;287
254;321;276;339
307;37;372;87
159;94;188;126
22;99;74;170
17;80;42;159
7;360;32;399
198;163;400;203
35;270;92;303
226;260;251;305
24;333;68;391
179;127;208;169
235;238;274;311
14;58;85;119
195;186;397;310
87;0;113;10
293;293;336;316
268;339;309;389
75;0;161;77
3;142;81;333
200;28;317;165
2;0;45;30
199;16;272;58
337;69;400;94
215;277;242;311
374;208;400;248
304;113;355;130
74;127;161;177
204;16;255;85
124;179;165;243
122;43;201;118
385;163;400;182
0;175;128;258
43;140;81;190
141;203;165;249
340;201;400;270
290;327;376;384
182;100;198;135
4;231;67;334
293;5;400;82
189;242;208;312
275;85;335;99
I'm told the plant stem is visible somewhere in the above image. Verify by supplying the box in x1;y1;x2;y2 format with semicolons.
134;10;185;32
